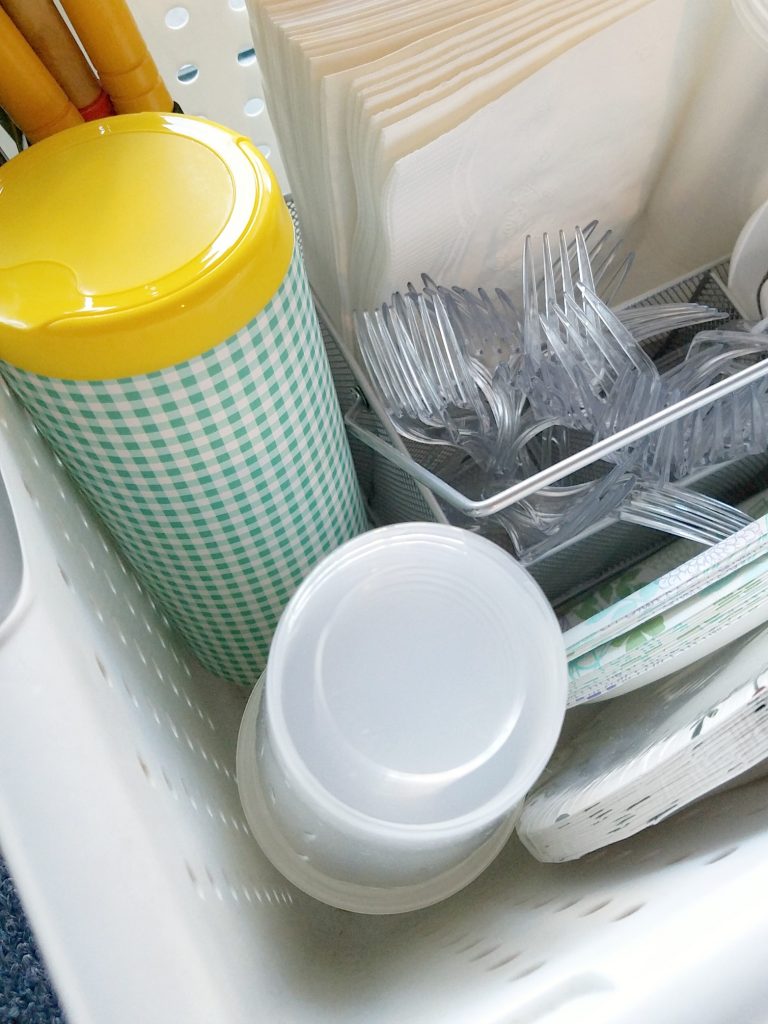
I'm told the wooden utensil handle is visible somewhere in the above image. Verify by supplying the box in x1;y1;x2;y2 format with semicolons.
58;0;173;113
1;0;101;110
0;5;82;142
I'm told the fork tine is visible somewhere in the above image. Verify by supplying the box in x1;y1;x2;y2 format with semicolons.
671;488;751;528
357;310;402;413
542;232;557;320
591;234;623;284
478;286;522;349
523;235;541;362
538;310;571;367
495;286;523;336
355;310;382;386
401;288;440;391
408;290;455;402
388;300;441;417
576;299;631;384
574;226;597;296
476;286;499;322
620;485;749;542
579;285;657;375
403;288;455;403
619;506;733;546
600;252;635;306
391;289;409;319
651;487;751;530
374;306;417;415
430;290;489;425
585;226;614;267
541;220;601;297
416;292;460;408
558;295;616;381
618;303;727;343
538;309;600;430
558;230;574;306
536;225;601;299
580;219;599;243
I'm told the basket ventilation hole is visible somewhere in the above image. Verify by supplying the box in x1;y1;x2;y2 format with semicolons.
165;6;189;29
244;97;265;117
177;64;199;84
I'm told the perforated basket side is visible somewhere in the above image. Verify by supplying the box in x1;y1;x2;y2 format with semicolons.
2;277;768;1024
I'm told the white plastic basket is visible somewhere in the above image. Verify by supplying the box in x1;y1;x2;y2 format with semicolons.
2;6;768;1023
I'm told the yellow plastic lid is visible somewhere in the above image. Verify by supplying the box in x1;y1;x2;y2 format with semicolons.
0;113;294;379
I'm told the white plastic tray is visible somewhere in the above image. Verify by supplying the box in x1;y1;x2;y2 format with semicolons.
4;365;768;1022
2;5;768;1022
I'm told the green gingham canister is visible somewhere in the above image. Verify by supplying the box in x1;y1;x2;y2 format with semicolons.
0;113;367;685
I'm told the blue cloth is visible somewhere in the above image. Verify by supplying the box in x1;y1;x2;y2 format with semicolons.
0;858;63;1023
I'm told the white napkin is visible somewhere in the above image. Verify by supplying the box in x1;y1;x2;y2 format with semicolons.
250;0;648;329
624;5;768;297
346;0;633;313
252;0;515;324
249;0;763;338
334;0;616;320
353;0;713;313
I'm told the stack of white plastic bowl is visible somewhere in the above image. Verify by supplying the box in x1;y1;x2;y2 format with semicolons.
237;523;568;914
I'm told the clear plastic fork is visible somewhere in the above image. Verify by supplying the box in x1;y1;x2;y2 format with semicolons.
476;413;754;559
617;303;727;341
618;485;753;545
356;300;501;468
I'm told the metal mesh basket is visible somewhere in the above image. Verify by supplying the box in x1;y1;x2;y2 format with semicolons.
317;256;768;607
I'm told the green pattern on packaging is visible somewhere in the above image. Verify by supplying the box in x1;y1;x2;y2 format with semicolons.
2;249;367;684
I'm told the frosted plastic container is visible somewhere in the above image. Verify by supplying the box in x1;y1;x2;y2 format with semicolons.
237;523;568;913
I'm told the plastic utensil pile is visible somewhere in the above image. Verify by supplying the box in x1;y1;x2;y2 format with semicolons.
357;223;765;559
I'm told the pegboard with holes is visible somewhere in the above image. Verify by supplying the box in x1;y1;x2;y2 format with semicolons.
2;4;768;1024
125;0;288;187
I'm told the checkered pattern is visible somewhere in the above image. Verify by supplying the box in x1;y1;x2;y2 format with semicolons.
2;248;367;685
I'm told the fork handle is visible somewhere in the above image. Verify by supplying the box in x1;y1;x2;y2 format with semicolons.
618;484;752;546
